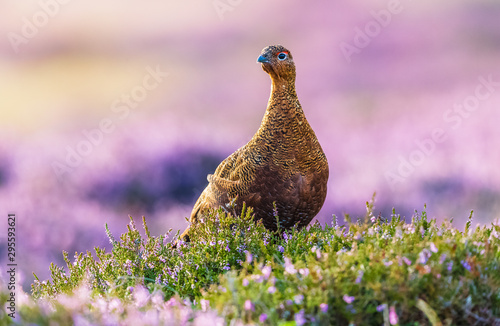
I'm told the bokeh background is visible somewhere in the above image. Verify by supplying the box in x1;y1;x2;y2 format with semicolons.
1;0;499;290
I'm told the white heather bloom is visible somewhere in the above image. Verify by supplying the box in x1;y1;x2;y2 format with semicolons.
489;229;499;241
244;300;253;311
200;299;210;312
108;298;124;314
133;286;150;308
299;268;310;277
245;251;253;264
406;224;415;234
262;265;272;279
151;292;164;307
294;294;304;304
284;257;297;274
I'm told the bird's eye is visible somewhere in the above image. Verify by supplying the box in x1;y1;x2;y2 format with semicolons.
277;52;287;61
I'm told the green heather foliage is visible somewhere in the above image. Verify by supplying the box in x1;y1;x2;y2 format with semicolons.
2;199;500;325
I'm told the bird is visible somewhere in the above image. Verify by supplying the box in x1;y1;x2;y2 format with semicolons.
179;44;329;241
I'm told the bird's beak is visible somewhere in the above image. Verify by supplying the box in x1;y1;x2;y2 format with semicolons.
257;55;269;63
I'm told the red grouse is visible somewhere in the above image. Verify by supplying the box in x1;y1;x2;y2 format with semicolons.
180;45;329;241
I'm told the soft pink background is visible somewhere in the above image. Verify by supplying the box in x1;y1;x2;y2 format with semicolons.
1;0;499;289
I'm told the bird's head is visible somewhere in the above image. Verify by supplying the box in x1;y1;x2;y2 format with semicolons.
257;45;295;82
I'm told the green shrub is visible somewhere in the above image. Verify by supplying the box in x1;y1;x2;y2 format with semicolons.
2;200;499;325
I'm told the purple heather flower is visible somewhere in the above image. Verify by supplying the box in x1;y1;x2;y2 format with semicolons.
429;242;438;253
165;297;177;306
439;253;447;264
447;261;453;272
461;260;472;272
268;286;276;294
295;309;306;326
376;303;387;312
259;314;268;323
418;249;431;264
384;260;393;267
278;245;285;253
320;303;328;313
242;278;249;287
355;270;364;284
252;274;264;283
402;256;412;266
343;295;355;304
389;306;398;325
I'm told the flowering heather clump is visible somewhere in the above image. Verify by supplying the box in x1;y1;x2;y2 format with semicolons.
206;209;500;325
31;205;269;301
1;202;499;325
0;281;223;325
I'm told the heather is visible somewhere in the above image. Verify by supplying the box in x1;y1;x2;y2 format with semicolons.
2;199;499;325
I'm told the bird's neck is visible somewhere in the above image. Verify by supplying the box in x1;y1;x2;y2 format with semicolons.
256;78;306;137
271;78;296;95
266;78;302;116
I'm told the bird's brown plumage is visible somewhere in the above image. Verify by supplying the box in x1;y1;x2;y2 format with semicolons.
180;45;329;240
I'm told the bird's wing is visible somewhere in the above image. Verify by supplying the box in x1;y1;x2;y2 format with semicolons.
213;148;243;179
208;147;257;194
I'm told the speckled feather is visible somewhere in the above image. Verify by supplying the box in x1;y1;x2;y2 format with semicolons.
180;45;329;239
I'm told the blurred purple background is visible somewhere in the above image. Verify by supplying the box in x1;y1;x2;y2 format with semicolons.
1;0;499;290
